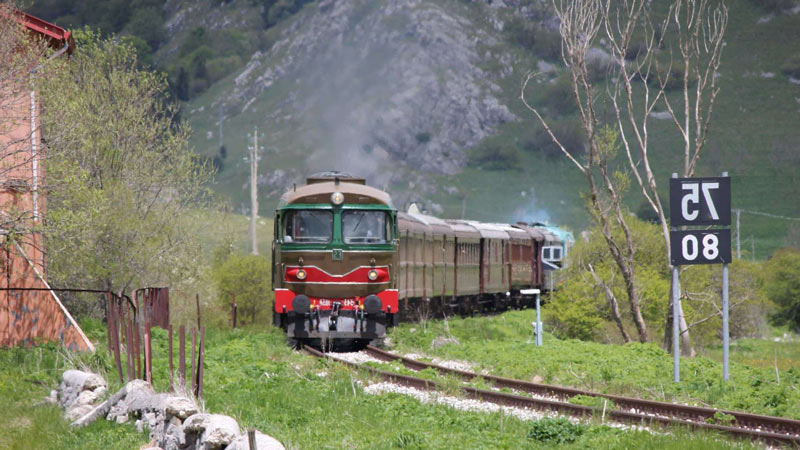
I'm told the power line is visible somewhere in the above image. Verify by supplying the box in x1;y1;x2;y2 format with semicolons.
734;208;800;222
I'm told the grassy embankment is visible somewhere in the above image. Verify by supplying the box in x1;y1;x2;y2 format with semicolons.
388;310;800;419
3;310;792;449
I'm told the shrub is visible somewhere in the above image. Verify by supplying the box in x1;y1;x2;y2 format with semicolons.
467;141;522;171
763;248;800;331
212;250;273;325
748;0;795;12
526;118;585;159
527;418;586;444
506;19;562;61
781;54;800;79
539;74;577;116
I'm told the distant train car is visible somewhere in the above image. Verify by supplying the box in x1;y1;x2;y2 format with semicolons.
272;173;571;347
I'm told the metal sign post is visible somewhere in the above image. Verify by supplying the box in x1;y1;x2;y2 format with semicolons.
669;172;732;383
522;288;542;346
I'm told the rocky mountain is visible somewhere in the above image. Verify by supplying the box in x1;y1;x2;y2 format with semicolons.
29;0;800;256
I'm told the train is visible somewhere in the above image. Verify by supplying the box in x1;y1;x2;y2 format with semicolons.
271;172;573;348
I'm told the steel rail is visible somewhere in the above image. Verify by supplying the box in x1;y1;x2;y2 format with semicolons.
304;345;799;445
364;345;800;440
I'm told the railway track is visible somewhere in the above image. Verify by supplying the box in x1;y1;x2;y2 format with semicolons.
304;345;800;446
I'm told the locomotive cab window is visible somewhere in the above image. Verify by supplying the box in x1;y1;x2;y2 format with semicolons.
342;210;390;244
283;210;333;243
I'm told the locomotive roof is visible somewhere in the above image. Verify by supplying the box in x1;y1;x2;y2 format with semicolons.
279;180;393;207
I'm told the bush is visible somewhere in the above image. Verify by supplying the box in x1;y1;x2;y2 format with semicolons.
781;54;800;79
526;118;585;159
527;418;585;444
539;74;577;116
763;248;800;331
506;19;562;61
467;141;522;171
212;250;273;325
748;0;795;12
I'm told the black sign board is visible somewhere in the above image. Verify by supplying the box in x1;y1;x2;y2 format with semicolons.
670;229;732;265
669;177;731;226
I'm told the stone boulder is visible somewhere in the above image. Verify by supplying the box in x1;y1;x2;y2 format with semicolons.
225;431;285;450
163;395;198;420
59;369;106;408
184;413;240;449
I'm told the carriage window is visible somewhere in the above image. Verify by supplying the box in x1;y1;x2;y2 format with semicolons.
543;248;551;260
553;248;562;261
343;210;389;244
283;210;333;243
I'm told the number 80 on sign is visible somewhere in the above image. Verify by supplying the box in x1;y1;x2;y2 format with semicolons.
670;229;731;265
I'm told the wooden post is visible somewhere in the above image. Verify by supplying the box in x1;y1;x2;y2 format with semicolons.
197;326;205;399
134;294;141;379
195;293;201;329
125;304;133;382
105;292;112;355
232;293;237;329
191;328;196;395
168;324;174;390
144;300;153;385
179;325;186;387
248;429;257;450
110;295;123;383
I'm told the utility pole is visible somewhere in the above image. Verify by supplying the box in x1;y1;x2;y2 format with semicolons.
249;126;260;255
735;209;741;259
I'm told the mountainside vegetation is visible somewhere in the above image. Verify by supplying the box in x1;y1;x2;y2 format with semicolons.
24;0;800;260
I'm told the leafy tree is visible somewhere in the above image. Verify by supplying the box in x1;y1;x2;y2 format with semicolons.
37;30;213;295
175;66;190;101
763;248;800;330
212;249;271;325
126;6;165;49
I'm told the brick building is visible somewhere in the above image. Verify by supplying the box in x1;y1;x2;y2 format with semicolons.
0;9;93;351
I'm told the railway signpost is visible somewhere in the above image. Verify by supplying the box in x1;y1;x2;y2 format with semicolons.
669;173;732;382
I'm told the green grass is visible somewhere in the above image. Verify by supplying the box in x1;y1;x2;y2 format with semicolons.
0;320;763;449
388;309;800;419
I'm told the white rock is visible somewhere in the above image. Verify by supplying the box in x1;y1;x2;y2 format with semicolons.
184;414;240;448
74;389;99;406
225;431;285;450
163;396;198;419
65;403;94;422
649;111;672;120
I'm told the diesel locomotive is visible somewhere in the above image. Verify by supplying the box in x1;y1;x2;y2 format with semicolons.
271;172;572;348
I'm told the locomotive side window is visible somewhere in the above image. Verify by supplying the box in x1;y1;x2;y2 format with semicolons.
283;210;333;243
342;210;389;244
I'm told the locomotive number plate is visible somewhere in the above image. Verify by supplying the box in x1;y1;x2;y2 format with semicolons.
332;249;343;261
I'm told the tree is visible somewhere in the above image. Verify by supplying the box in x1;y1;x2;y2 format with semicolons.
762;248;800;331
212;250;271;325
522;0;728;352
0;4;48;243
37;30;213;295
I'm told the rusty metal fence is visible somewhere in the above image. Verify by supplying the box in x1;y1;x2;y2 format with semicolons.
106;288;205;398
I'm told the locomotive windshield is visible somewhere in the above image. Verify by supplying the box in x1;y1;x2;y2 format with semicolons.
342;210;389;244
283;210;333;243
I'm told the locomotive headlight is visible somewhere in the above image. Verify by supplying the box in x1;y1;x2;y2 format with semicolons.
330;191;345;205
368;269;379;281
296;269;307;280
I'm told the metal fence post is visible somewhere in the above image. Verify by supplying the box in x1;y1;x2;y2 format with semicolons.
535;291;542;347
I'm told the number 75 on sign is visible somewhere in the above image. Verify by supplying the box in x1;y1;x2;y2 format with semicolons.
669;177;731;226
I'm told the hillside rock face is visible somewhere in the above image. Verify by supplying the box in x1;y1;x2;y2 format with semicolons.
212;0;517;175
